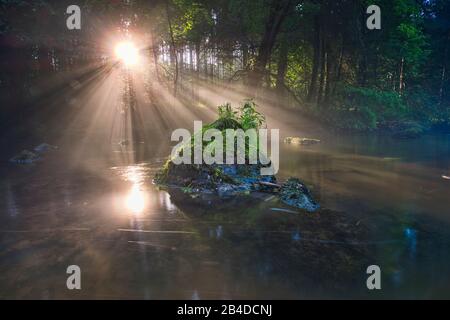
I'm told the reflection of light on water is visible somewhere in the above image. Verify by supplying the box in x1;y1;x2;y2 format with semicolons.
404;227;417;259
5;184;19;218
112;164;178;215
126;184;146;214
117;165;149;215
160;192;177;212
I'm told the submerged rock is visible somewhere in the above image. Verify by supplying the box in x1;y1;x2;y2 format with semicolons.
34;143;57;153
155;160;319;212
155;161;277;198
284;137;321;145
280;178;319;212
9;150;41;164
217;183;251;197
118;139;130;146
10;143;57;164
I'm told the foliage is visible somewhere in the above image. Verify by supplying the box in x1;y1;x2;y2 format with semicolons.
209;100;265;131
175;101;267;163
211;103;241;130
1;0;450;136
327;86;408;131
239;100;266;130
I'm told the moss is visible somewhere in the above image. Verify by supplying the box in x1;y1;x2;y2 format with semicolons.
154;101;279;199
169;100;267;166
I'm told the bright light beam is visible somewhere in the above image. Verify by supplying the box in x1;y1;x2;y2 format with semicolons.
115;42;139;66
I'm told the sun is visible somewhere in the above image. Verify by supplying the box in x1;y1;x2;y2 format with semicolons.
114;41;139;66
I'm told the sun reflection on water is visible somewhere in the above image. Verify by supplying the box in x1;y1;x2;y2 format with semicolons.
117;165;150;215
126;184;146;214
112;163;178;216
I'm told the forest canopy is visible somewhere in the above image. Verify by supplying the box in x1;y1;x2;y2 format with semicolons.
1;0;449;133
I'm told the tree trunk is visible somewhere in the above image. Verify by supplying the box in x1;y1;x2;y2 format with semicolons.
195;41;201;78
332;38;344;96
324;41;335;102
248;0;292;95
204;45;208;78
399;57;404;96
242;43;248;70
165;0;178;96
276;37;289;95
439;32;449;106
439;65;446;106
317;31;327;104
149;29;160;82
189;45;194;72
307;15;321;103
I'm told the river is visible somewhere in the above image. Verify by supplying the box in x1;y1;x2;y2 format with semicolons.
0;68;449;299
1;127;449;299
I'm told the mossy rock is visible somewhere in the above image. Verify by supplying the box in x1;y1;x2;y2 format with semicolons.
10;150;41;164
284;137;321;145
280;178;319;212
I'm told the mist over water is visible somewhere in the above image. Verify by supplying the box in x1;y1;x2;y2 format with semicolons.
0;63;449;298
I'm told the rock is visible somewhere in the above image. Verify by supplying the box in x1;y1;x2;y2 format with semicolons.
155;161;321;212
284;137;321;145
217;183;240;197
280;178;319;212
155;160;322;212
119;139;130;146
155;161;276;198
34;143;57;154
153;102;321;210
9;150;41;164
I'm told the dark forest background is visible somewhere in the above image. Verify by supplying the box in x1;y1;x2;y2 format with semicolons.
1;0;450;139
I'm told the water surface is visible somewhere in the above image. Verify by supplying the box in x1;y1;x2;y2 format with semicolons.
1;130;449;299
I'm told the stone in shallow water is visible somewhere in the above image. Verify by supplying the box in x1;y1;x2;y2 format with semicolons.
155;161;321;211
9;150;41;164
284;137;321;145
34;143;57;154
155;161;277;197
118;139;130;146
280;178;319;212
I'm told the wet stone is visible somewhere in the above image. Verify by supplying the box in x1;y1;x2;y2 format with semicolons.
280;178;319;212
9;150;41;164
155;161;319;212
284;137;321;145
